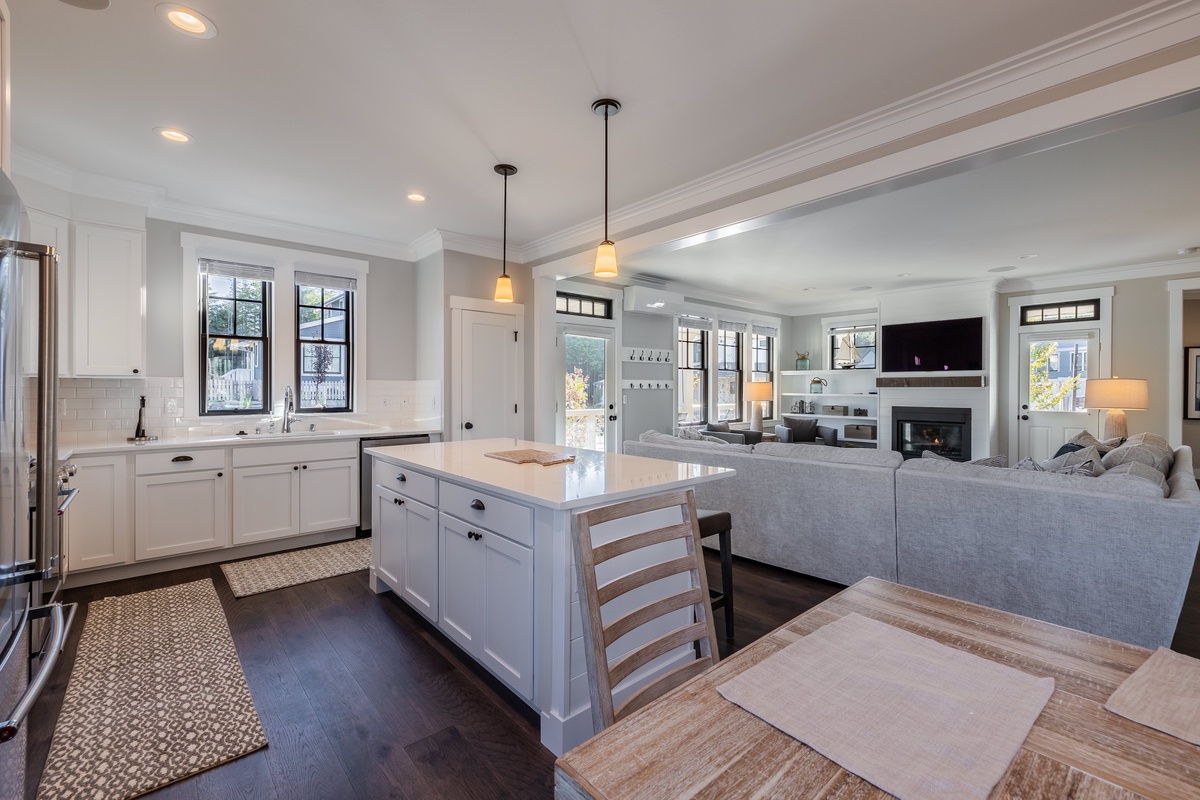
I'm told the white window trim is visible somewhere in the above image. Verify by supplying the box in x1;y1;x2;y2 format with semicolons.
1006;286;1113;459
181;232;369;421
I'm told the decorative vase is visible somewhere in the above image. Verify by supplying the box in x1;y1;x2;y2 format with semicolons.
795;357;810;370
810;377;827;394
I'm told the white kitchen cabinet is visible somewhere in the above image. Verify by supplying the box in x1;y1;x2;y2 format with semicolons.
439;510;534;699
21;208;71;376
299;457;358;533
232;463;301;544
71;222;145;376
374;483;439;623
135;467;230;561
232;441;359;544
66;455;130;572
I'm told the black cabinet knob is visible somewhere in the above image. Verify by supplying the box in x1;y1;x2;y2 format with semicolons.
302;465;308;470
132;368;139;374
397;473;406;482
217;472;223;477
393;497;403;506
293;465;299;471
470;499;485;511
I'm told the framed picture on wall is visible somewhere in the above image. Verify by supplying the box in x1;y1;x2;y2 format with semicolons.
1186;347;1200;419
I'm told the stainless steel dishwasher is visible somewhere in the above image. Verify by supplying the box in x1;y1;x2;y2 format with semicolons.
359;435;431;533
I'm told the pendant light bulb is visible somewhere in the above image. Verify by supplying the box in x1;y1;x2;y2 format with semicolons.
494;164;517;304
592;98;621;279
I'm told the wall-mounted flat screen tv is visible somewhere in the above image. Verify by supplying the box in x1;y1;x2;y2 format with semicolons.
881;316;984;372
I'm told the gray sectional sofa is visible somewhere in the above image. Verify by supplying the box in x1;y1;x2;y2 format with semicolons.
624;431;1200;649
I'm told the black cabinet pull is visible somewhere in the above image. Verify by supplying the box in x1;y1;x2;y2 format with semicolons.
470;499;485;511
468;531;482;541
302;465;308;470
217;472;223;477
397;473;407;482
132;368;139;374
293;465;299;471
393;497;403;506
171;455;193;462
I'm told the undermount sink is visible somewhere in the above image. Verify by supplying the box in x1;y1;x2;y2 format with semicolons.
235;429;326;440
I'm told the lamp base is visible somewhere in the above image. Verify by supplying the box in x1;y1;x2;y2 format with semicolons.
750;402;764;433
1101;408;1128;440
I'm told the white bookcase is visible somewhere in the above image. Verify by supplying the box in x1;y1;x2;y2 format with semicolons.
779;369;879;446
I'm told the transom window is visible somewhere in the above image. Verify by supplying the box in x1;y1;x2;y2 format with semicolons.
1021;299;1100;325
716;329;743;421
296;272;355;412
677;325;708;425
200;260;272;415
556;291;612;319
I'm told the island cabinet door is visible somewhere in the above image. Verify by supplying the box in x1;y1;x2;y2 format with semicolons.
439;513;484;654
479;529;533;700
401;497;439;623
374;487;405;590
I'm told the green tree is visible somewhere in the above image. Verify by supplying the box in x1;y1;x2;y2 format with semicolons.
1029;341;1079;411
564;367;591;447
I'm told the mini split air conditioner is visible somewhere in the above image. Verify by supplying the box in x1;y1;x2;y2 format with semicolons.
623;285;687;316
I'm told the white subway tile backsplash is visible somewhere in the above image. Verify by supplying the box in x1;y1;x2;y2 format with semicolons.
76;388;106;398
76;408;107;420
89;379;124;388
106;388;134;398
92;399;122;409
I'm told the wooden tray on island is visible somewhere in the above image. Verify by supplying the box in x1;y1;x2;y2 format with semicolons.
485;448;576;466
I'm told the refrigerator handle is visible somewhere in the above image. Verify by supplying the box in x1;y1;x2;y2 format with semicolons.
0;602;75;743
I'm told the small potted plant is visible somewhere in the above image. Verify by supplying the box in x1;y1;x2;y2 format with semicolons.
795;351;810;370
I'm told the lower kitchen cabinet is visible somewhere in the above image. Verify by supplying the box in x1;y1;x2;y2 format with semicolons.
232;444;359;544
299;457;358;533
232;463;301;544
374;485;438;622
66;455;130;572
439;512;534;699
135;469;230;560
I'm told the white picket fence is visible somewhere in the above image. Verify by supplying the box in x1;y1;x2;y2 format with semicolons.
208;377;347;408
300;381;347;406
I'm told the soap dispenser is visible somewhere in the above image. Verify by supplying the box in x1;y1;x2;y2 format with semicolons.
127;395;159;443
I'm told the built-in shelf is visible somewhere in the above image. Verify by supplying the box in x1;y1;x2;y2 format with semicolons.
781;392;877;399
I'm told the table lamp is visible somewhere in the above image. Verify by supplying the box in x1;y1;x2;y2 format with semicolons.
1084;378;1148;439
745;381;773;433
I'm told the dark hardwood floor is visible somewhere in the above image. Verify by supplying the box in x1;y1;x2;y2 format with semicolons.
25;547;843;800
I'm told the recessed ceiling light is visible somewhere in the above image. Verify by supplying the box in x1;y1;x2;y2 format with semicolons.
1019;254;1039;259
1179;247;1200;256
407;192;427;203
987;266;1017;273
802;287;816;292
850;286;872;292
156;4;216;38
155;127;192;143
897;273;911;277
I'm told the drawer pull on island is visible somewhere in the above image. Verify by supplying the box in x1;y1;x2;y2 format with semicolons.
396;473;407;482
470;499;485;511
171;455;193;463
393;497;404;506
468;531;482;541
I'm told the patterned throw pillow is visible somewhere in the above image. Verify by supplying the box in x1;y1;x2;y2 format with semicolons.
1100;432;1174;476
1097;462;1170;498
1067;431;1124;453
921;450;1007;468
1012;453;1096;476
1042;444;1105;476
680;427;727;443
704;421;731;433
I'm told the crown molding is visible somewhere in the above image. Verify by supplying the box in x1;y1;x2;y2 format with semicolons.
14;147;165;208
996;256;1200;293
411;229;529;264
524;0;1200;265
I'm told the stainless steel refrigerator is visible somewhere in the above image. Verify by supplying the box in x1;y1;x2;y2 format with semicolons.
0;168;74;797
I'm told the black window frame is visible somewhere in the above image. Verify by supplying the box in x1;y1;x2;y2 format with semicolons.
750;333;774;419
716;329;743;422
1020;299;1101;326
295;283;354;413
200;273;271;416
555;291;612;320
677;325;708;426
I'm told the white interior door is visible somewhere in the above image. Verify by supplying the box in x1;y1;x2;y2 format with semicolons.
457;308;522;441
1017;329;1097;461
558;326;617;452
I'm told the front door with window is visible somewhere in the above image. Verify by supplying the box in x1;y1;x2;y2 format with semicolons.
559;328;615;452
1017;329;1097;461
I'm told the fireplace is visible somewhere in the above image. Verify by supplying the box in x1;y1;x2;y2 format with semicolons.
893;407;971;461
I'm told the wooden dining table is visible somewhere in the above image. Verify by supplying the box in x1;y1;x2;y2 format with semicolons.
553;577;1200;799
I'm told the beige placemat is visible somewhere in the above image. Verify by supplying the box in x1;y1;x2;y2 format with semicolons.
1106;647;1200;745
717;613;1055;800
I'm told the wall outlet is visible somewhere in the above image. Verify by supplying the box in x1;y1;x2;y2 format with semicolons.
381;397;388;407
400;397;409;408
165;399;178;415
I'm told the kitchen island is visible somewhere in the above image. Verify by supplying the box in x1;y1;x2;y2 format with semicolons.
364;438;734;755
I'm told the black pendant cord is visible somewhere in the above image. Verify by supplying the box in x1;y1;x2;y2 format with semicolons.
603;105;609;243
502;171;508;277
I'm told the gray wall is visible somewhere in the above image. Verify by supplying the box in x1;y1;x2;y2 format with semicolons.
145;219;417;380
621;311;676;437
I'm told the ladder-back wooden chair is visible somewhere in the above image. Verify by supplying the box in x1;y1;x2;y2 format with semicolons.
572;488;721;731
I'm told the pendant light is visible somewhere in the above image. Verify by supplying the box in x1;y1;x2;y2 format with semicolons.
592;98;621;278
493;164;517;303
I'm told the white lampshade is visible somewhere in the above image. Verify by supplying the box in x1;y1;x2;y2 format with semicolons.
493;273;513;303
744;381;774;402
1085;379;1149;410
594;241;618;278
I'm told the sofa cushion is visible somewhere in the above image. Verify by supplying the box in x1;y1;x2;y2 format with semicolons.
704;421;731;433
777;416;818;442
1101;432;1174;476
680;427;727;443
1097;462;1170;499
921;450;1008;468
753;441;904;468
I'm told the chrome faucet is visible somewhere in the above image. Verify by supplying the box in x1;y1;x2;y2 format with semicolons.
282;385;298;433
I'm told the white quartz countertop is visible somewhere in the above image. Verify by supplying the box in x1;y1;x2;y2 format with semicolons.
365;438;734;511
63;426;441;459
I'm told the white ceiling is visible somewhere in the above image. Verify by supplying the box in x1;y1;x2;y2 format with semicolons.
8;0;1193;310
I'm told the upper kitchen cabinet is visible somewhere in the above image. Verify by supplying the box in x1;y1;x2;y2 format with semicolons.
71;222;145;376
20;208;70;375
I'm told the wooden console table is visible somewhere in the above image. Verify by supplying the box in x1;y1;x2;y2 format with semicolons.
555;577;1200;799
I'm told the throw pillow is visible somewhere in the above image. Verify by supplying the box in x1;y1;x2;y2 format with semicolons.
1012;457;1044;472
779;416;818;442
1012;454;1095;476
680;427;728;444
1101;433;1174;476
1067;431;1124;453
1097;462;1170;498
704;421;731;433
921;450;1008;467
1052;442;1086;459
1042;444;1105;477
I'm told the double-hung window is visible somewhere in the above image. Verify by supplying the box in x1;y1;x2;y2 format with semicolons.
750;325;775;419
295;272;355;412
677;325;708;425
200;260;273;415
716;322;744;421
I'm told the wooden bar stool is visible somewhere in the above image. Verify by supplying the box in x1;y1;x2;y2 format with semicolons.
696;508;734;639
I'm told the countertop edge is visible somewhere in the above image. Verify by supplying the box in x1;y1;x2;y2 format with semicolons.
62;427;442;460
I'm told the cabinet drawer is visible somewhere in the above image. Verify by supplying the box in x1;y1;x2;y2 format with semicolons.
441;482;532;547
232;439;358;467
374;462;437;507
135;449;226;475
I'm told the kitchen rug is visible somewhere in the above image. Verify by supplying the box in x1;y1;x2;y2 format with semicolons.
220;536;370;597
37;579;267;800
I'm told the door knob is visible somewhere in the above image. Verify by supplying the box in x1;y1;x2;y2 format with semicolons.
464;421;474;430
1021;404;1029;410
609;415;617;421
1020;414;1029;421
